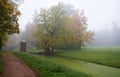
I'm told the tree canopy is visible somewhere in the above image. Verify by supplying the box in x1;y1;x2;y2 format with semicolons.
0;0;21;50
34;3;68;53
34;3;94;53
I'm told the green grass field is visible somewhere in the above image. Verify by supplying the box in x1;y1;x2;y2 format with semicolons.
13;52;92;77
56;47;120;68
39;55;120;77
13;47;120;77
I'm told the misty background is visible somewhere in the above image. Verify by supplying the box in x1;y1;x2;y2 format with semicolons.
2;0;120;50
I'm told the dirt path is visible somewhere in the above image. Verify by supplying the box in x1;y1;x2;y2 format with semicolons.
1;52;36;77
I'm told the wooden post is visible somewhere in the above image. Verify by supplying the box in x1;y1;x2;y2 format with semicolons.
20;40;27;52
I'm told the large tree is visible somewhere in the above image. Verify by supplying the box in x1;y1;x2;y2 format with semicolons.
0;0;21;50
34;3;69;53
34;3;94;53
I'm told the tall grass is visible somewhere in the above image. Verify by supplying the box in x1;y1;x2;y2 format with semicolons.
13;52;92;77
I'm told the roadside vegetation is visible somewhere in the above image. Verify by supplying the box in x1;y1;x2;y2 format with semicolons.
13;51;93;77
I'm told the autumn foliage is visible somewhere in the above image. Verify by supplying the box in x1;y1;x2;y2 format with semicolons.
0;0;21;49
34;3;94;53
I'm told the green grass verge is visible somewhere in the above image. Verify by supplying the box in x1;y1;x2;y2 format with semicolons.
57;47;120;68
13;52;93;77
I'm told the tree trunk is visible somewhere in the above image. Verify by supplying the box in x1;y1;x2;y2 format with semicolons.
44;44;51;55
45;47;50;54
44;45;54;55
0;36;2;50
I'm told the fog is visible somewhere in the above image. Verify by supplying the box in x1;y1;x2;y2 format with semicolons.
19;0;120;31
91;22;120;46
3;0;120;50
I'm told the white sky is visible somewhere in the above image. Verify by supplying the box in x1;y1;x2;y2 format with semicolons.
18;0;120;31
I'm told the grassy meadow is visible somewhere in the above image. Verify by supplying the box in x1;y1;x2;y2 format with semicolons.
56;47;120;68
13;47;120;77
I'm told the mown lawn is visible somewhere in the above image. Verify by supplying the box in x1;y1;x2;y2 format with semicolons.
26;47;120;77
39;55;120;77
13;47;120;77
56;47;120;68
13;52;92;77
